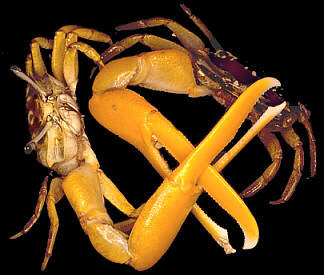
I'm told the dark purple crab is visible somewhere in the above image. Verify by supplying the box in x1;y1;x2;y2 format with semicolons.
99;4;316;204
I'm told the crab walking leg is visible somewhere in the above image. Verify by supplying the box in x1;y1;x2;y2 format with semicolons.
30;37;53;78
116;16;206;54
10;177;48;239
41;178;64;270
52;26;111;82
101;34;189;64
180;4;224;51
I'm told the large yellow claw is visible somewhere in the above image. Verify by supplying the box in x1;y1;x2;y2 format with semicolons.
90;77;282;254
128;78;281;269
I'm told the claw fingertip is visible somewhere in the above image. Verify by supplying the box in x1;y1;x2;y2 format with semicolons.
242;229;259;250
259;77;281;92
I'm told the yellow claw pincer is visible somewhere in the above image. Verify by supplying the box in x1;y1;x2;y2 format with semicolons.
87;72;283;269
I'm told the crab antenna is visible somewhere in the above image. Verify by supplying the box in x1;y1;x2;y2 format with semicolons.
11;65;47;98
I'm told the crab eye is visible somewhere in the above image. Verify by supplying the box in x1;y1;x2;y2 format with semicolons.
24;142;35;154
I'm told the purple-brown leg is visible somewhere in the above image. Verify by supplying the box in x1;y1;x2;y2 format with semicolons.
270;128;304;205
240;129;282;199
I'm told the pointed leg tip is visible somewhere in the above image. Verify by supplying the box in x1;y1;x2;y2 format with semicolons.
239;186;260;199
180;4;190;14
269;199;285;205
310;164;317;178
239;191;251;199
41;257;49;271
270;194;292;205
9;232;23;240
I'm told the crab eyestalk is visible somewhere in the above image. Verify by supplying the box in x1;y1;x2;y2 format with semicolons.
24;121;53;154
11;66;47;99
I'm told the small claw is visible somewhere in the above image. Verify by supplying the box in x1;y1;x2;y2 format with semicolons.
61;163;132;265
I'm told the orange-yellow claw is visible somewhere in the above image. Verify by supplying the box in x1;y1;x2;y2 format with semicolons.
90;77;281;255
128;78;281;269
168;78;281;249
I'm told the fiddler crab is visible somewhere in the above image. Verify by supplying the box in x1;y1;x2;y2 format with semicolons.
10;5;316;271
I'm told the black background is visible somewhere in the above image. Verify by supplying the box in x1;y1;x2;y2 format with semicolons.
2;1;322;273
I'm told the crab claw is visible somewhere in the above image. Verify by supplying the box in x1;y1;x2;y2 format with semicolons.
89;77;282;252
169;77;281;250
